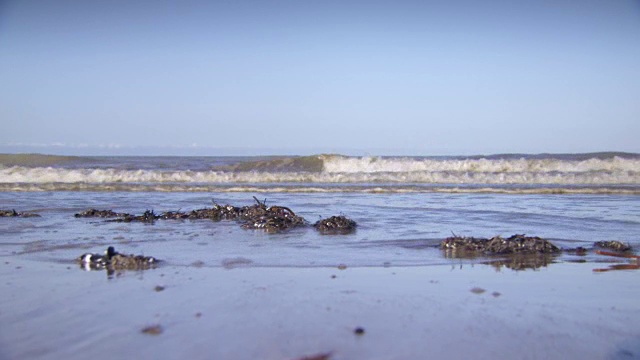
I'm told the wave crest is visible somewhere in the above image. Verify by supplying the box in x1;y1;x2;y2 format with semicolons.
321;154;640;174
221;155;324;172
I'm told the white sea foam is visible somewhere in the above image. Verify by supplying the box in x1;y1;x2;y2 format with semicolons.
1;165;639;186
320;154;640;174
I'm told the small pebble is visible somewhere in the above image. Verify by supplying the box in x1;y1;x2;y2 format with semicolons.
492;291;501;298
337;264;347;270
141;324;163;335
154;285;165;292
354;327;365;335
470;287;486;294
191;260;205;268
295;352;333;360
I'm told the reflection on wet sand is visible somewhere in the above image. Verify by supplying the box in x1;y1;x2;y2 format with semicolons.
78;262;160;279
593;250;640;273
484;254;557;271
443;247;640;272
442;249;559;271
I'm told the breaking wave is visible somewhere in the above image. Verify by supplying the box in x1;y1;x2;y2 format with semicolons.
320;154;640;174
1;153;638;193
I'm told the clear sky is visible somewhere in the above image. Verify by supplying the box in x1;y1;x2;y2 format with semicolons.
1;0;639;156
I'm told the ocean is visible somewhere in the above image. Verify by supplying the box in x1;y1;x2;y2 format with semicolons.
1;152;639;267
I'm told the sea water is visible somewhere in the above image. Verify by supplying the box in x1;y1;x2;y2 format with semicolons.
1;153;638;269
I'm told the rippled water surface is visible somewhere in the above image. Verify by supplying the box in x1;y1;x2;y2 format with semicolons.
2;191;638;269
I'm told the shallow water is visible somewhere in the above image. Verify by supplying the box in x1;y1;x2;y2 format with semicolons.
1;191;639;271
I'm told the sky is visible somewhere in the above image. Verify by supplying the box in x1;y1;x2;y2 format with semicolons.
1;0;639;156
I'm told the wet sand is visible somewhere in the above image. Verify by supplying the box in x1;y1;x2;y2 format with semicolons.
1;258;639;360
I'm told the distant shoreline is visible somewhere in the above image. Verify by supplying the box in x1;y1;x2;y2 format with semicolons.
0;153;84;167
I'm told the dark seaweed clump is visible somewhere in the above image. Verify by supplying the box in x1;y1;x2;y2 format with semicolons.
75;208;159;222
314;216;357;234
73;197;307;232
74;209;128;218
594;240;632;253
187;203;241;220
441;234;560;255
76;246;159;272
108;210;159;223
0;209;40;217
75;204;243;222
239;197;306;233
159;202;242;220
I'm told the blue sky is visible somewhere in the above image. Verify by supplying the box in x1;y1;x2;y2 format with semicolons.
1;0;639;156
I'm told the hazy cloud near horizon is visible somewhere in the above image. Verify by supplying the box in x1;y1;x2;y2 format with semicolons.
1;0;639;156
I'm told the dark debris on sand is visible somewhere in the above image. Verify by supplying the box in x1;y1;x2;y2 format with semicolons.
187;203;241;220
0;209;41;217
441;234;561;255
314;216;357;234
240;197;306;232
73;197;307;232
76;246;160;272
441;235;562;271
141;324;163;335
75;208;160;223
108;210;159;223
293;352;333;360
75;201;354;234
161;202;242;220
74;209;128;218
594;240;632;253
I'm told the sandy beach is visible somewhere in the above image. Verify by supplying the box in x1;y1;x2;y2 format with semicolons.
1;256;639;360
